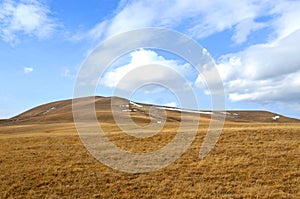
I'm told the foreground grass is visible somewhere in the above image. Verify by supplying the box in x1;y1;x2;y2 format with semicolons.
0;122;299;198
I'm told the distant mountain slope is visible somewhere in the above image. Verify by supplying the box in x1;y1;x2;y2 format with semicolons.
226;110;300;123
0;96;299;125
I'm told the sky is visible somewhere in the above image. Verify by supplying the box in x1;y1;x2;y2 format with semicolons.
0;0;300;119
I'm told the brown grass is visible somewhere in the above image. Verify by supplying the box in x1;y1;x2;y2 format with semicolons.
0;97;299;198
1;120;299;198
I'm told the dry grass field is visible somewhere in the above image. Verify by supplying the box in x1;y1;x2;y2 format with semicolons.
0;97;299;198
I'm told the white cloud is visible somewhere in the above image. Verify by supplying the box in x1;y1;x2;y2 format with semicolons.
78;0;273;43
0;0;58;43
61;67;76;79
270;0;300;40
62;68;71;77
232;18;266;44
217;29;300;105
101;49;192;92
24;67;33;74
187;0;265;39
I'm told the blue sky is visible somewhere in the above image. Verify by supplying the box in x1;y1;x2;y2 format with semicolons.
0;0;300;119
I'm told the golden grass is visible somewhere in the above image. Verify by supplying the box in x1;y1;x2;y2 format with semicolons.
1;118;299;198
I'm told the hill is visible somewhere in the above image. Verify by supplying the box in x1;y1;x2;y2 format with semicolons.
0;96;299;125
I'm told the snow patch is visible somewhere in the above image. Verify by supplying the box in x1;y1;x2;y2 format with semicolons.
130;101;143;108
272;115;280;120
156;106;214;115
43;107;56;115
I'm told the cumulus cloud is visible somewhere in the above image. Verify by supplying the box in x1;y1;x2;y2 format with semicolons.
23;67;33;74
217;29;300;105
0;0;58;43
101;49;192;92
